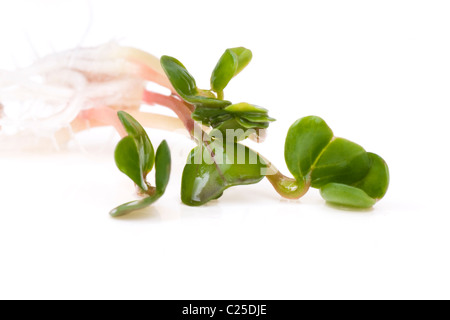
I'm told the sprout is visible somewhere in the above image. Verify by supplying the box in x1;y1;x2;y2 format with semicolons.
1;44;390;216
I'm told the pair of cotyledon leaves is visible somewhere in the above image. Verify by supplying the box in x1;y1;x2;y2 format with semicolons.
110;111;171;217
160;48;274;139
112;112;388;216
183;116;389;208
285;116;389;208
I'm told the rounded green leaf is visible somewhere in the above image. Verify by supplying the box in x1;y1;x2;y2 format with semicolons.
181;142;266;206
160;55;231;108
211;47;253;93
114;136;147;192
311;138;370;188
211;49;237;93
353;153;389;200
160;55;197;97
155;140;171;194
117;111;154;175
320;183;376;208
285;116;334;182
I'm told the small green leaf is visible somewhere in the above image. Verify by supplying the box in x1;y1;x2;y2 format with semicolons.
111;140;172;217
285;116;334;183
224;102;265;114
311;138;370;188
110;195;162;218
182;95;232;109
160;55;231;108
211;47;252;93
232;47;253;74
114;136;148;191
353;153;389;200
181;142;266;206
160;55;197;97
320;183;376;208
117;111;154;175
155;140;171;194
192;103;274;140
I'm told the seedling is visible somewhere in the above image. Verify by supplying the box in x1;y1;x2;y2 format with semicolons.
112;48;389;215
110;111;171;217
0;43;389;216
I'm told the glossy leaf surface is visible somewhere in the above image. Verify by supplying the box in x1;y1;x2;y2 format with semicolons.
285;116;334;182
117;111;154;175
353;153;389;200
211;47;253;93
160;55;231;108
112;112;172;217
311;138;370;188
110;195;162;218
154;140;171;194
192;103;275;140
282;116;389;209
111;140;171;217
160;55;197;97
114;136;148;192
320;183;376;208
181;142;267;206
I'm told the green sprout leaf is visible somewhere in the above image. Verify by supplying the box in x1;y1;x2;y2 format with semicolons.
114;136;148;192
192;103;275;141
211;47;253;94
154;140;171;194
281;116;389;209
181;141;267;206
160;55;197;96
111;111;171;217
353;153;389;200
285;116;334;184
160;55;231;108
310;138;370;188
117;111;154;176
111;140;172;217
320;183;376;209
110;196;162;218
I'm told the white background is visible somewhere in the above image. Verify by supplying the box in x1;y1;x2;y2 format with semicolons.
0;0;449;300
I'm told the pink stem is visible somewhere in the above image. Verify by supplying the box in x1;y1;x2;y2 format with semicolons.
78;106;127;138
142;90;196;136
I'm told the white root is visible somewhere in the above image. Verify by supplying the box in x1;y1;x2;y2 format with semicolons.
0;42;175;148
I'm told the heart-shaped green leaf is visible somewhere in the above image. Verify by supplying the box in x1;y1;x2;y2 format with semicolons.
279;116;389;208
320;183;376;209
114;136;148;192
160;55;231;108
117;111;154;175
285;116;334;183
211;47;253;93
181;142;267;206
311;138;370;188
353;152;389;200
